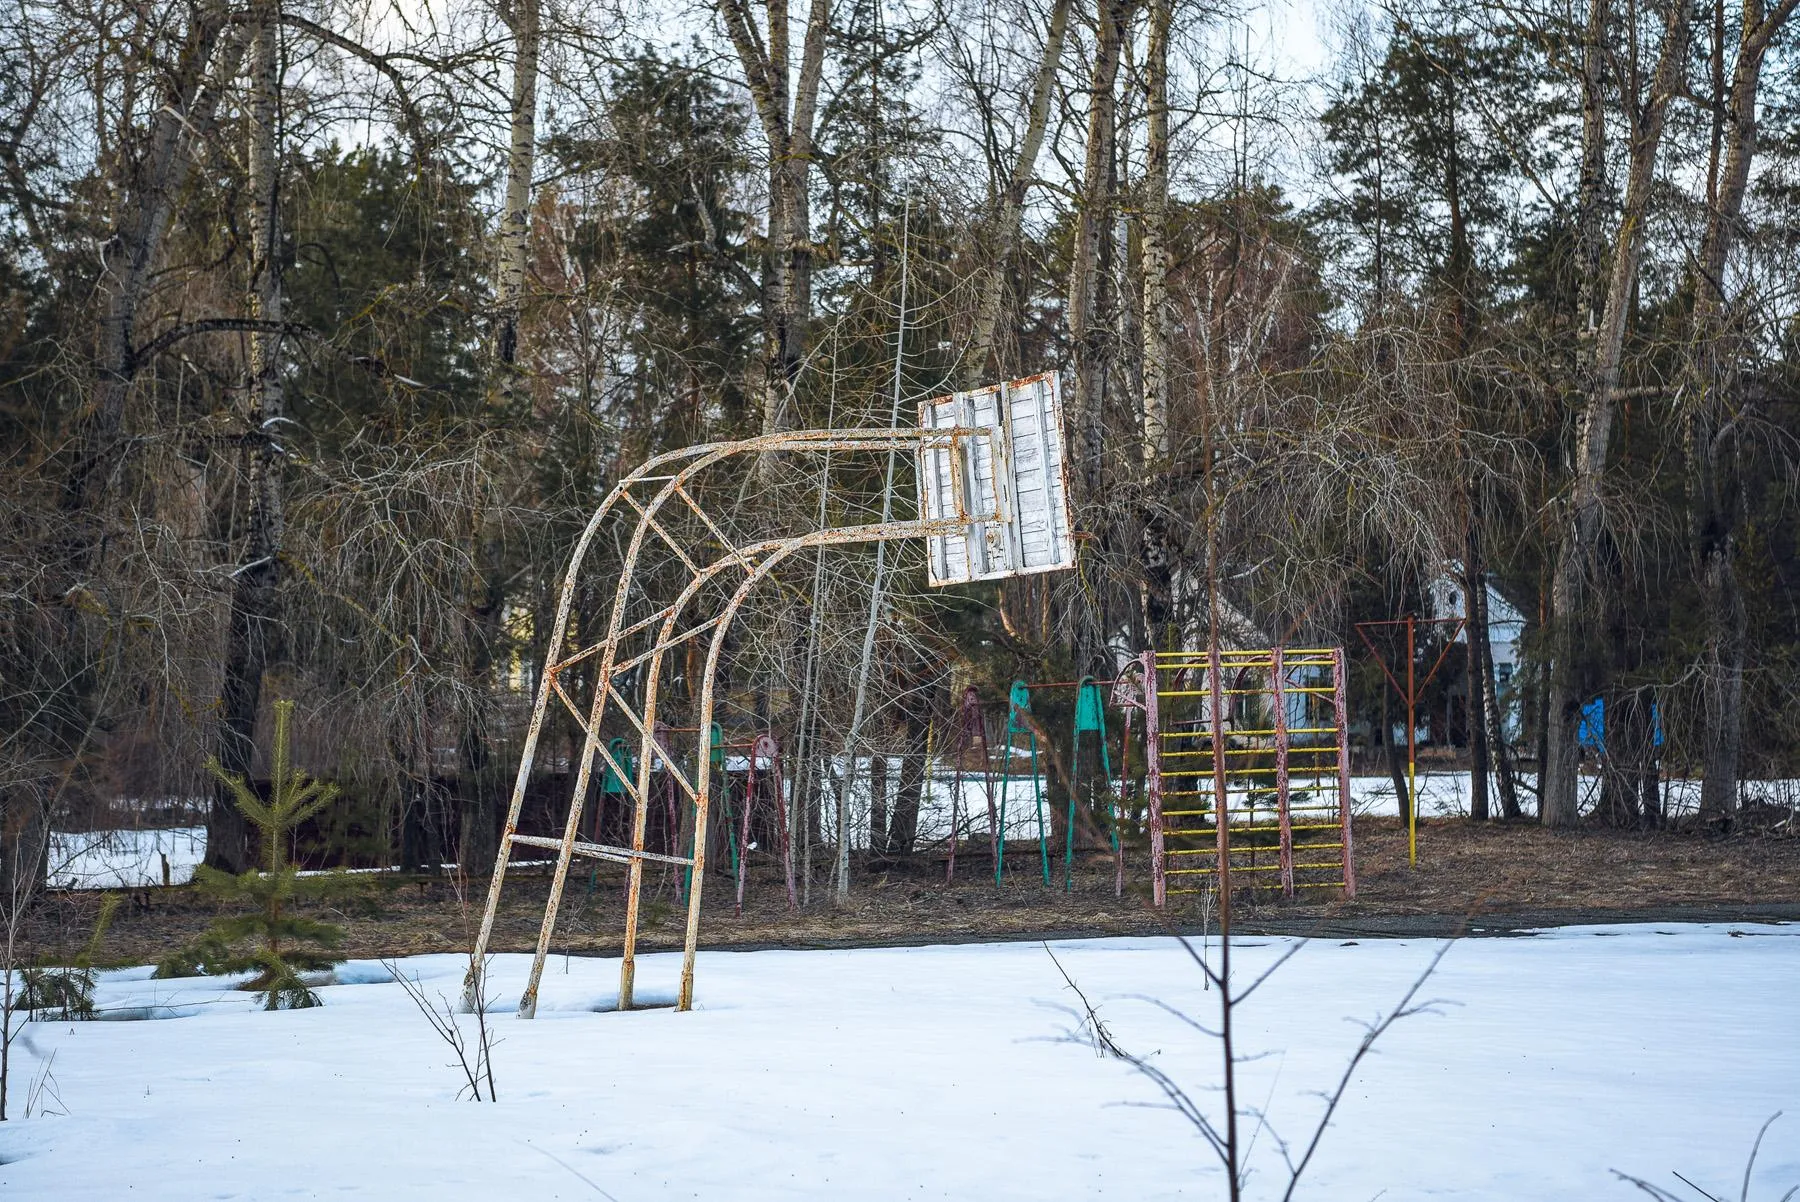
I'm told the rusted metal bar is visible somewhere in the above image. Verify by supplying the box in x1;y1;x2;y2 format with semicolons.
1334;646;1357;899
1272;646;1293;897
482;425;1010;1018
461;463;655;1010
517;640;621;1018
509;833;693;866
1207;641;1231;915
675;517;993;1008
676;483;755;574
1143;650;1165;909
617;502;993;1007
737;732;795;914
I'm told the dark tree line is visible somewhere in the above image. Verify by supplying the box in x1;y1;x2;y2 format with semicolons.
2;0;1798;900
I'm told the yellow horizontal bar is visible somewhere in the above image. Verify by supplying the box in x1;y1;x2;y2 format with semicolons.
1170;868;1284;877
1157;648;1337;659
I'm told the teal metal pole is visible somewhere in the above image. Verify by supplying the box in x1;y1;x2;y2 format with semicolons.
996;740;1011;886
1030;731;1048;885
1068;713;1080;892
1069;677;1117;891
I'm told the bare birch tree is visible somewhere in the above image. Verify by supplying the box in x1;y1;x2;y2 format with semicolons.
1543;0;1691;827
1683;0;1797;823
210;0;290;872
962;0;1072;386
716;0;833;453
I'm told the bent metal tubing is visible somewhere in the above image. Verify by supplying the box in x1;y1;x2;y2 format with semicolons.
465;428;998;1016
466;429;970;1009
526;513;979;1017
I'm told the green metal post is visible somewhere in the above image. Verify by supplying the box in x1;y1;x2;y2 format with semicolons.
1070;677;1115;891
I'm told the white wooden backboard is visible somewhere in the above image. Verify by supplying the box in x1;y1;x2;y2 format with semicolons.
916;372;1076;587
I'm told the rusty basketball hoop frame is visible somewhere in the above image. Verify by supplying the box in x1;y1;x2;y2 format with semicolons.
463;395;1070;1018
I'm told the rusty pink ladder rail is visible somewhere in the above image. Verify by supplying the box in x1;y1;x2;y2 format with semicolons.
1141;646;1355;906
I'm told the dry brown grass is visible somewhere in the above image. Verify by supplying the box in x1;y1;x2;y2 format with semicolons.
21;817;1800;966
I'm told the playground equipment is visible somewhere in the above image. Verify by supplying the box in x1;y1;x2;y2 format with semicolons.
995;680;1050;885
1068;676;1120;894
1354;616;1465;865
933;676;1125;891
1126;646;1356;906
939;685;999;883
735;732;795;914
465;373;1075;1015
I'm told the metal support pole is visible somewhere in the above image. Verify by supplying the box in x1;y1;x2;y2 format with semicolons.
1271;646;1293;897
1333;647;1357;898
1207;640;1231;918
1116;708;1131;898
1407;614;1418;866
1143;650;1166;908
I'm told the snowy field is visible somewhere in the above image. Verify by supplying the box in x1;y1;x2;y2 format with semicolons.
2;925;1796;1200
46;827;206;890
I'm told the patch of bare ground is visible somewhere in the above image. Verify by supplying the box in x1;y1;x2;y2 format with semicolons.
22;816;1800;966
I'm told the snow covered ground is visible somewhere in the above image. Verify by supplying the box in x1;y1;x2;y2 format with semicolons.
46;827;206;890
2;925;1795;1200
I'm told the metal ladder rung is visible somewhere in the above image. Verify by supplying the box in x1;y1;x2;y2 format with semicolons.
509;833;694;867
1168;863;1283;876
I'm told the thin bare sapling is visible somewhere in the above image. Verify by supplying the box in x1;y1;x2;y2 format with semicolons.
1614;1112;1796;1202
387;953;499;1101
1046;928;1451;1201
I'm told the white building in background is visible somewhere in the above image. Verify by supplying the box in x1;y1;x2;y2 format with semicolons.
1427;570;1528;738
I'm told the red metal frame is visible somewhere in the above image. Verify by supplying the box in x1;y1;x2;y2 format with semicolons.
737;732;797;914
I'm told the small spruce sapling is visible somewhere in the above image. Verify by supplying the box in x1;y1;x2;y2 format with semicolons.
157;701;346;1009
20;894;121;1020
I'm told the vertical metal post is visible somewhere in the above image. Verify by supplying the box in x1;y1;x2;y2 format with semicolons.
1031;736;1049;887
995;733;1011;886
461;660;556;1010
518;673;612;1019
946;711;962;883
1271;647;1293;897
1143;650;1166;908
619;719;672;1012
976;700;998;873
1115;708;1131;898
1333;647;1357;898
1407;614;1418;866
770;735;797;909
1067;705;1080;894
1207;641;1231;917
737;745;754;918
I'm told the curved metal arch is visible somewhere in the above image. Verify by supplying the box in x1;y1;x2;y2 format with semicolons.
465;427;999;1016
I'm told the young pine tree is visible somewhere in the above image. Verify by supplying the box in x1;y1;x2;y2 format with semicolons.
158;701;347;1009
20;894;121;1020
